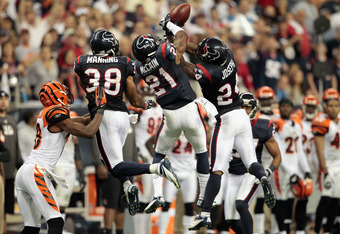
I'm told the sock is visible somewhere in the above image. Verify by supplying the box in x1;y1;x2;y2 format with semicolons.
254;213;265;234
133;213;150;234
271;213;279;234
315;196;331;233
295;231;304;234
111;162;150;177
236;200;253;234
279;231;287;234
295;199;307;231
159;211;170;234
226;220;245;234
102;229;112;234
197;173;209;200
183;215;195;234
202;173;221;213
196;152;209;173
324;198;339;233
116;230;123;234
248;162;266;180
21;226;40;234
152;174;163;197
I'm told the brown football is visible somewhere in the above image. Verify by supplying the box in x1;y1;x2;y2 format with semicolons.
170;3;191;27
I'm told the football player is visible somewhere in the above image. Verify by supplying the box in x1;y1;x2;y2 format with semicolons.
224;92;281;234
312;88;340;234
15;81;105;234
132;20;210;214
183;38;276;231
74;29;180;216
273;98;311;234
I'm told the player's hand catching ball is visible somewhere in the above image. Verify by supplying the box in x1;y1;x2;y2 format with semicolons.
159;13;172;35
95;86;107;110
144;100;153;110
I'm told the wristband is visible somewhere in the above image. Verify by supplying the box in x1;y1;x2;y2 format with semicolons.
269;164;276;172
166;22;184;36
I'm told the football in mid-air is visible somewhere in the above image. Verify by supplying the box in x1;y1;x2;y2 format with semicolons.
170;3;191;27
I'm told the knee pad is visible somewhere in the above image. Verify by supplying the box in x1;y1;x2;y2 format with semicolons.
184;203;194;216
161;202;171;212
21;226;40;234
47;217;64;234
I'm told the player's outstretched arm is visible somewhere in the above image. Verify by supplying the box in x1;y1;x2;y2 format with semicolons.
314;135;328;174
186;42;198;55
264;137;282;173
125;76;152;110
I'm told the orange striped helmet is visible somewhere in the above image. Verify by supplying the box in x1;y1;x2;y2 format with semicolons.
256;86;276;114
256;86;276;99
322;88;340;102
302;95;319;120
290;175;313;199
39;81;74;107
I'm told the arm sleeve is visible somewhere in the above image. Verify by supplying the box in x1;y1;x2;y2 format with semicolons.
263;120;275;143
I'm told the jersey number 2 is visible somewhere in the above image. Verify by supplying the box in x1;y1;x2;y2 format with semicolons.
145;68;177;97
217;78;239;105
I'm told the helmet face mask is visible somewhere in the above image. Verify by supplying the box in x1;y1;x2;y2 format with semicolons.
90;29;119;57
240;92;258;120
39;81;74;108
197;38;229;66
302;95;319;121
132;34;159;63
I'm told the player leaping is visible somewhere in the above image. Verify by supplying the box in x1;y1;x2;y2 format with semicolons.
183;37;276;230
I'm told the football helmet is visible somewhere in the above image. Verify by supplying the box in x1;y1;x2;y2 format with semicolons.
256;86;276;114
197;38;229;66
132;34;159;63
322;88;340;102
302;95;319;121
90;29;119;56
290;174;313;199
39;81;74;107
240;92;258;120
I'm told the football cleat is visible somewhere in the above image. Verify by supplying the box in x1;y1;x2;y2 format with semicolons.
144;196;165;214
261;177;276;209
188;214;212;231
124;184;140;216
156;158;180;189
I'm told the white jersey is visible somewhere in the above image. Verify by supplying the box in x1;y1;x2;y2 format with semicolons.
56;135;75;168
300;120;318;171
133;105;162;162
167;133;196;180
25;106;70;171
275;118;310;177
312;114;340;168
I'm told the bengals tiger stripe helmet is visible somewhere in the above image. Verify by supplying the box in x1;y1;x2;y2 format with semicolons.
290;174;313;199
302;95;319;121
39;81;74;107
256;86;276;114
322;88;340;102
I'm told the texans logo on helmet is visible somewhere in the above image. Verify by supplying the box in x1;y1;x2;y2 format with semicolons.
203;45;220;61
102;31;116;45
136;36;154;50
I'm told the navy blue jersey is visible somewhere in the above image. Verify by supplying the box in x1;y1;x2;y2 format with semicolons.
229;118;275;175
194;49;242;115
74;55;135;115
135;43;196;110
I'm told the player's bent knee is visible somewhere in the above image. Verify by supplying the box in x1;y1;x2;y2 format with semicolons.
47;217;64;234
21;226;40;234
235;200;248;213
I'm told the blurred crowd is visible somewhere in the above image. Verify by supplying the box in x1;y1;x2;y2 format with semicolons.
0;0;339;108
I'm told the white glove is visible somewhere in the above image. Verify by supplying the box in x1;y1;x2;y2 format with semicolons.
324;174;332;190
129;114;139;124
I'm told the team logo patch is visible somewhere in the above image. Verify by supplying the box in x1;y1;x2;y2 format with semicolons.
102;31;116;45
54;113;61;118
136;36;154;50
203;45;220;61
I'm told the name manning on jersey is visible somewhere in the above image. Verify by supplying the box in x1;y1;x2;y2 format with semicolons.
140;58;159;74
86;56;119;63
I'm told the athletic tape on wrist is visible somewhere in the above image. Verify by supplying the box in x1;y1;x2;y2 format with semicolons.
166;22;184;36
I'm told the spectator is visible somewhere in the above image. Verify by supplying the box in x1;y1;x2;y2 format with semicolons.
332;49;340;91
15;29;39;65
102;13;123;40
57;28;83;68
93;0;118;15
307;42;336;98
234;46;255;93
17;110;36;162
27;46;58;99
285;69;306;107
291;0;319;36
0;90;22;233
326;26;340;59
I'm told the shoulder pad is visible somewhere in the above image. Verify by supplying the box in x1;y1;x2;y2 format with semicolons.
46;106;70;126
312;115;330;135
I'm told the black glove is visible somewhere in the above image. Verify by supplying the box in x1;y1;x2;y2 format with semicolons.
304;172;312;179
144;100;153;110
159;13;173;36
